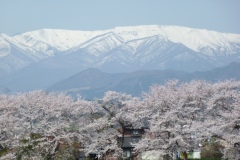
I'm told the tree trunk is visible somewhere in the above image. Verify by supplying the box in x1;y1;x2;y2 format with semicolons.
183;151;188;160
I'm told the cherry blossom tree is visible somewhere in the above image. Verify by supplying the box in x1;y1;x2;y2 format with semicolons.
0;91;94;159
134;80;240;159
204;80;240;159
80;91;144;158
0;94;20;152
1;80;239;159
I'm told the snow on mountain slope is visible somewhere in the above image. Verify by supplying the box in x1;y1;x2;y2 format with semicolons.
0;33;50;59
0;33;53;73
13;29;108;53
0;34;11;58
1;25;240;92
68;32;124;56
10;25;240;55
112;25;240;54
0;25;240;75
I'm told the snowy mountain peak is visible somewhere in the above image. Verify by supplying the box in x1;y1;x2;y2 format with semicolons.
13;29;107;51
112;25;240;52
0;25;240;74
7;25;240;54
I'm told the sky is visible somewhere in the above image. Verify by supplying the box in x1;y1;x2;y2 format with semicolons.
0;0;240;35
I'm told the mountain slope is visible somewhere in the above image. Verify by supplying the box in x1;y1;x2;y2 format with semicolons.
47;62;240;99
0;33;53;73
1;25;240;92
48;68;127;98
0;25;239;74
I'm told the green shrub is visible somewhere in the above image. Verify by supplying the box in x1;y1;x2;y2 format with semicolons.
200;141;223;159
0;147;8;157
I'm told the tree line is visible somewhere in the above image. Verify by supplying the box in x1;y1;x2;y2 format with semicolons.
0;80;239;159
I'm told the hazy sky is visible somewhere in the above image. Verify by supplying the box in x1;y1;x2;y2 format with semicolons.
0;0;240;35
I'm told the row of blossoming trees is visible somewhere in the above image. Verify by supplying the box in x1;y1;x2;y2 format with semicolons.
0;80;239;159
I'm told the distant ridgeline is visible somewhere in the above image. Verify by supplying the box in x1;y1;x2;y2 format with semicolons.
0;25;240;96
47;62;240;99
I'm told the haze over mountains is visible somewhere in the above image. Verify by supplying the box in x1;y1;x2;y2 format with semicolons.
47;62;240;99
0;25;240;96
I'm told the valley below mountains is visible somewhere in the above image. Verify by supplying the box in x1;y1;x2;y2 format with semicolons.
0;25;240;98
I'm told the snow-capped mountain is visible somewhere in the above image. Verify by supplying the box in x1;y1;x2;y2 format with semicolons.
1;25;240;74
0;33;50;73
0;25;240;92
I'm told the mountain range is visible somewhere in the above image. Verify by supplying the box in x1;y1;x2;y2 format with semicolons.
0;25;240;93
48;62;240;99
